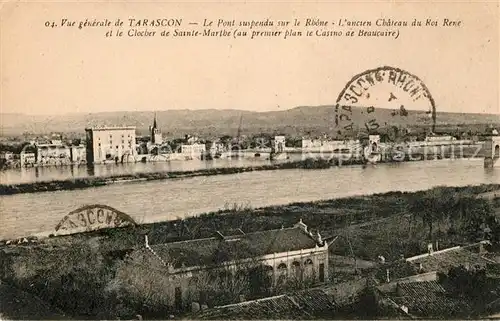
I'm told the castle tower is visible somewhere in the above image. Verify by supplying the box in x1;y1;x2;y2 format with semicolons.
484;129;500;168
150;112;163;145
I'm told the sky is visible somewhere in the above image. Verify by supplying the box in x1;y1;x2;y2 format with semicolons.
1;1;499;115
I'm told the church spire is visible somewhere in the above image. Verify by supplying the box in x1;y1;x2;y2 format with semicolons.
153;112;158;130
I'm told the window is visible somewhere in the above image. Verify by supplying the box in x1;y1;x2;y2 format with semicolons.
304;258;314;280
175;287;182;311
319;263;325;282
292;261;301;280
277;263;287;276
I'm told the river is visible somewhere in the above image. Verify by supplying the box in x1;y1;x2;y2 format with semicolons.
0;156;286;185
0;158;498;240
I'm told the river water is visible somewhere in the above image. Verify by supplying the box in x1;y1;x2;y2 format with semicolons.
0;158;498;240
0;157;286;185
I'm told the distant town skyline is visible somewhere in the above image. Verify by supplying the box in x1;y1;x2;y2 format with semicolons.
1;2;499;116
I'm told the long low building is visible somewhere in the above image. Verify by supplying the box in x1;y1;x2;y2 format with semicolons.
118;220;331;313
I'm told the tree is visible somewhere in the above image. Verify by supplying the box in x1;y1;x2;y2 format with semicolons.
407;188;460;239
439;265;489;306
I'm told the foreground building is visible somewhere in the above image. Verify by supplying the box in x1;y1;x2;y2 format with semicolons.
372;241;500;319
85;126;137;164
118;220;330;312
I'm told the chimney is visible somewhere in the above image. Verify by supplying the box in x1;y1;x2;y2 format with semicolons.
317;231;323;245
479;241;488;254
294;219;308;233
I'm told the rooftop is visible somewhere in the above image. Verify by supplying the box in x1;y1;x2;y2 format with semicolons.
406;243;495;273
143;221;324;269
85;126;136;131
388;280;472;317
195;288;337;320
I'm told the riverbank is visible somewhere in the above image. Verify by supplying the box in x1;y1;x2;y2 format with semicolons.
0;158;329;195
1;184;499;319
0;151;485;195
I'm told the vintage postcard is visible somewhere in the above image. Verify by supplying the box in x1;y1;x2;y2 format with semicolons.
0;1;499;320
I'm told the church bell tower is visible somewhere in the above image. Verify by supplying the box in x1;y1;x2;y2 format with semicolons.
150;112;163;145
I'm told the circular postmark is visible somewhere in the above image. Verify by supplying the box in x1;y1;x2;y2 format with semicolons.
335;66;436;137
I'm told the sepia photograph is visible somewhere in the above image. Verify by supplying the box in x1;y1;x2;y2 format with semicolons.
0;1;499;320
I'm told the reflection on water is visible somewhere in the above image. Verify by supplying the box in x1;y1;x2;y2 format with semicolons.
0;157;297;185
0;158;498;240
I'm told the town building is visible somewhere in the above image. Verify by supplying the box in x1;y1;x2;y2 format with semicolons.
424;135;457;145
85;126;137;164
0;151;14;161
70;145;86;164
19;151;35;166
274;136;286;153
121;220;330;312
186;135;200;145
35;140;71;166
209;141;225;157
181;143;206;159
301;138;361;151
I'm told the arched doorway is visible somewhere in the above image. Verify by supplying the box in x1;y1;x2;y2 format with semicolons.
494;145;499;158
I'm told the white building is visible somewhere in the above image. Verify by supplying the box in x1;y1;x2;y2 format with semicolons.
302;138;361;152
70;145;86;164
20;152;36;166
0;151;14;161
274;136;286;152
210;141;225;156
85;126;137;164
181;143;206;159
36;141;71;166
424;135;456;145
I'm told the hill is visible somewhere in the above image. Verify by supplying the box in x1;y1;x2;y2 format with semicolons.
1;106;499;138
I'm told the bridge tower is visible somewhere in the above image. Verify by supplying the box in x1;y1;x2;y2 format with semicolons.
363;134;382;163
368;135;381;153
484;130;500;168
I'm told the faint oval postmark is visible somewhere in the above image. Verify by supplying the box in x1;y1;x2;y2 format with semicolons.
335;66;437;136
